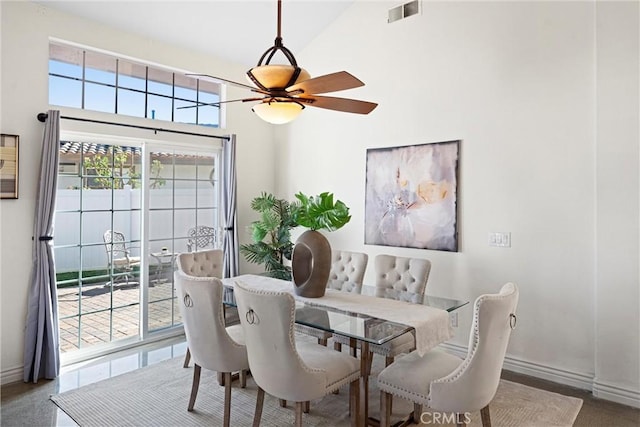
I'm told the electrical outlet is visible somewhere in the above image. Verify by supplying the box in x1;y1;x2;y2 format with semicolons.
450;312;458;328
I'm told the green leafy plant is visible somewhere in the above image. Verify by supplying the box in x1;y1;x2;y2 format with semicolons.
240;192;297;280
291;192;351;232
82;147;165;189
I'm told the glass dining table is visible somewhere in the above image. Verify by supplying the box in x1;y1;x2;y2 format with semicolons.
221;275;468;426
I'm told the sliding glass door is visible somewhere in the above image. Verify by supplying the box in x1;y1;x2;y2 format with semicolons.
146;145;220;332
54;133;220;356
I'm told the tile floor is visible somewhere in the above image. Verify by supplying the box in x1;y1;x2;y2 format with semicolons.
0;337;187;427
1;336;639;426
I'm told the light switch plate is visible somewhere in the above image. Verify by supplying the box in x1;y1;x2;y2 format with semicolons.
489;232;511;247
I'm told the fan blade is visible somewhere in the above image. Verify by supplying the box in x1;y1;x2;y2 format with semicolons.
176;97;268;110
298;95;377;115
286;71;364;95
186;73;268;94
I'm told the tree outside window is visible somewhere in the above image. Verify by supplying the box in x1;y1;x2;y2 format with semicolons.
83;146;165;189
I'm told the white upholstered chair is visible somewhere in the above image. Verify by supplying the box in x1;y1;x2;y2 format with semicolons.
174;270;249;427
334;254;431;369
369;254;431;365
296;249;369;346
377;283;519;427
234;280;361;427
176;250;225;368
327;249;369;293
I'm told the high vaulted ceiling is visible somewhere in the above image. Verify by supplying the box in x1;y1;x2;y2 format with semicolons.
35;0;355;67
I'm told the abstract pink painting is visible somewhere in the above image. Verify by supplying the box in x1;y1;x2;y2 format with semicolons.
365;140;459;251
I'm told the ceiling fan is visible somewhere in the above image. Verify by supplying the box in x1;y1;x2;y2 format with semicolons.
183;0;378;124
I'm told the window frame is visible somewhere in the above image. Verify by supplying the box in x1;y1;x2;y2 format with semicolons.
48;40;222;128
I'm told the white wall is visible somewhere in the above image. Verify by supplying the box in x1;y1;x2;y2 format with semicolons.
594;1;640;407
277;1;639;406
0;1;275;380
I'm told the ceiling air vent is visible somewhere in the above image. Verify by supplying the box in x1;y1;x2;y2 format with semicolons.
388;0;421;23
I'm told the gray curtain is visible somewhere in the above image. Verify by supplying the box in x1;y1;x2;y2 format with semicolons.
23;110;61;382
221;134;239;278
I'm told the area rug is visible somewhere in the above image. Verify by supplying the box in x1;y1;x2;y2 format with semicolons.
51;355;583;427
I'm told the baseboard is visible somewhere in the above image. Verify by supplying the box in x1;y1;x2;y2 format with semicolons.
439;342;593;391
440;342;594;391
2;330;185;387
439;342;640;409
1;366;24;386
593;378;640;409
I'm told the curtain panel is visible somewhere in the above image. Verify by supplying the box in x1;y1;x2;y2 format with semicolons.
221;135;239;279
23;110;61;382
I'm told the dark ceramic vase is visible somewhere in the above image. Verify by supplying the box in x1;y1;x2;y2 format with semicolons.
291;230;331;298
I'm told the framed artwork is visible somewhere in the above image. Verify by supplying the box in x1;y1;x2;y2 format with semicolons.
0;134;19;199
365;140;460;251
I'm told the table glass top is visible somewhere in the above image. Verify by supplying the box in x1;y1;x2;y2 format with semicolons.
223;278;468;346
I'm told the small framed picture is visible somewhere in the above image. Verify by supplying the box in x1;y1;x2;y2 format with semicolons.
0;134;19;199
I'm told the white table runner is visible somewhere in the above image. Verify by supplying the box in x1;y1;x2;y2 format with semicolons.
223;274;453;356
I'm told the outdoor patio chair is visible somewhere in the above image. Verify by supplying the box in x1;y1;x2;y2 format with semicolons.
103;230;141;285
186;225;218;252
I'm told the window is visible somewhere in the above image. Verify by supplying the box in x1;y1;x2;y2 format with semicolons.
49;42;221;127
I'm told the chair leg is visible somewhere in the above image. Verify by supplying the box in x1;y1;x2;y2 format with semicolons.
334;341;342;352
318;337;328;346
279;399;287;407
295;402;304;427
240;369;247;388
253;387;265;427
183;348;191;368
480;405;491;427
380;391;392;427
383;356;396;414
187;364;201;411
303;401;310;413
223;372;232;427
349;377;360;427
218;372;225;386
413;403;422;423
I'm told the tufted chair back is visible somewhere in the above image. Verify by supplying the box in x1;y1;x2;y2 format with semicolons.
174;272;248;374
429;283;519;412
327;250;369;293
177;249;223;278
234;281;328;402
374;254;431;303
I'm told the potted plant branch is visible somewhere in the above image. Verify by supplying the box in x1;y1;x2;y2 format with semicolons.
240;192;297;280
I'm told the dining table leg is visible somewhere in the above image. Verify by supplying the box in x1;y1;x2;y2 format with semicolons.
351;338;370;427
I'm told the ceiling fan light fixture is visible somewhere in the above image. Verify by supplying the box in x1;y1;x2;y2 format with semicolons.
247;65;311;90
182;0;377;120
252;100;304;125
